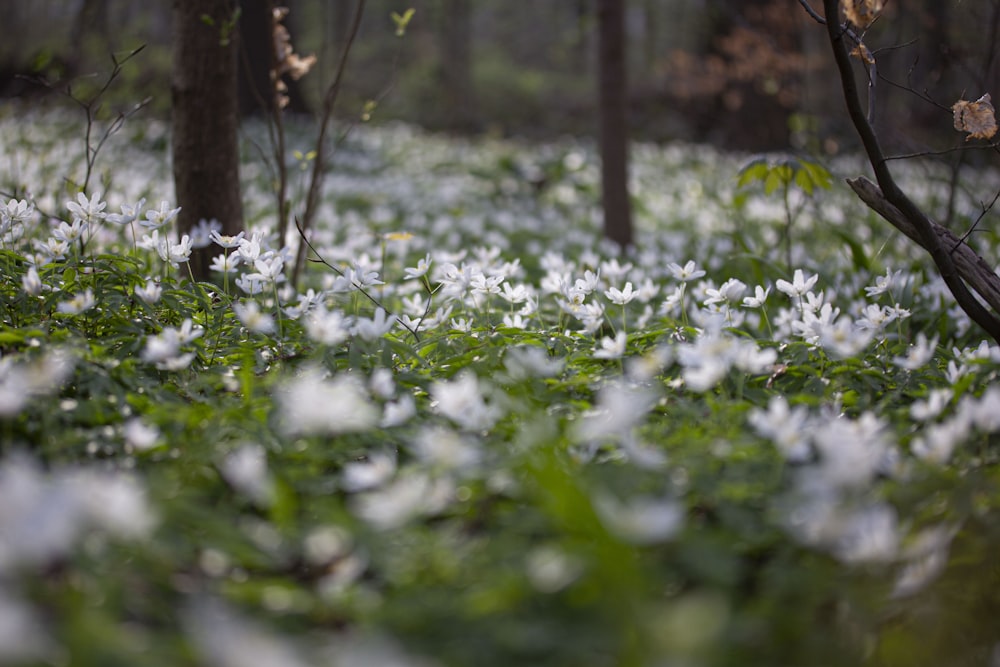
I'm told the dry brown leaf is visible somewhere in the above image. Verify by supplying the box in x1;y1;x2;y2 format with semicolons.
850;42;875;65
842;0;885;28
952;94;998;141
271;6;315;85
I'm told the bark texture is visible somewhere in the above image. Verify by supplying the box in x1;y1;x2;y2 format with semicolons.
597;0;633;248
172;0;244;281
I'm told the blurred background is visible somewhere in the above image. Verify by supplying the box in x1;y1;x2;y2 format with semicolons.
0;0;996;153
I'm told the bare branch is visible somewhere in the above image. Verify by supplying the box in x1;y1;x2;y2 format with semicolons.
292;0;366;287
954;188;1000;251
848;177;1000;314
797;0;826;25
821;0;1000;343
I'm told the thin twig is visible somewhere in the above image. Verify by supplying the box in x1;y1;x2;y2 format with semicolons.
292;0;366;287
293;217;421;343
797;0;826;24
953;188;1000;251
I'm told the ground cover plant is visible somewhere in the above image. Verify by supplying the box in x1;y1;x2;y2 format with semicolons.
1;104;1000;667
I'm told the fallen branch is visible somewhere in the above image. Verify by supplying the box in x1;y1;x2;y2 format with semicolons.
847;176;1000;314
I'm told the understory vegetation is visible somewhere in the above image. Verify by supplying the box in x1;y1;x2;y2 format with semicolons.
1;106;999;666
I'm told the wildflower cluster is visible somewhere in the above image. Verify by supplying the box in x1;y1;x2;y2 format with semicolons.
0;110;999;666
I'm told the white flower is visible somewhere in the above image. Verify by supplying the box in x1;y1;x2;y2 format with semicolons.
156;234;193;267
0;453;153;572
56;289;96;315
21;267;43;297
235;274;265;295
604;282;637;305
864;267;901;297
659;284;686;316
703;278;746;306
66;191;106;225
141;200;181;229
234;300;276;334
503;345;565;380
470;272;503;295
105;198;146;225
210;230;245;249
123;418;161;451
353;308;396;341
349;264;384;289
748;396;811;461
248;255;285;283
817;316;874;359
183;599;313;667
351;472;453;530
1;198;34;226
403;253;432;279
0;351;75;418
593;331;627;360
51;219;88;244
278;368;379;436
499;281;531;304
381;394;416;428
134;279;162;305
574;269;601;294
893;333;938;370
573;381;658;442
600;258;633;283
410;425;482;471
430;371;500;431
854;303;895;331
341;451;397;492
236;233;263;262
305;305;350;346
190;218;221;249
0;589;51;663
667;260;705;282
220;444;273;505
911;419;967;464
812;412;891;490
593;493;684;545
910;389;952;422
834;503;899;564
33;237;69;261
177;318;204;344
775;269;819;298
742;285;770;308
141;329;182;364
502;313;527;329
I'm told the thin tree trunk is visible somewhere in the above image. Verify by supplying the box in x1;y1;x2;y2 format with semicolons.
172;0;244;282
439;0;476;132
597;0;633;248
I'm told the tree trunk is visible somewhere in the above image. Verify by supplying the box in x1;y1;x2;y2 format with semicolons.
237;0;275;115
172;0;244;282
439;0;476;132
597;0;633;248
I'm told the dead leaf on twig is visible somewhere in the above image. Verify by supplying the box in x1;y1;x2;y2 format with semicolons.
842;0;885;28
952;94;998;141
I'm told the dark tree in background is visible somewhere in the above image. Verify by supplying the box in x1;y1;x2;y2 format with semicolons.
438;0;477;132
172;0;244;281
597;0;633;248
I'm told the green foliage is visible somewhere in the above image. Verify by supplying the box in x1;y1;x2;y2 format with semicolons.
1;111;999;666
391;8;416;37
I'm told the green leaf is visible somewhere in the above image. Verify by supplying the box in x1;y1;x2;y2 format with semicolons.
391;8;416;37
832;228;871;272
